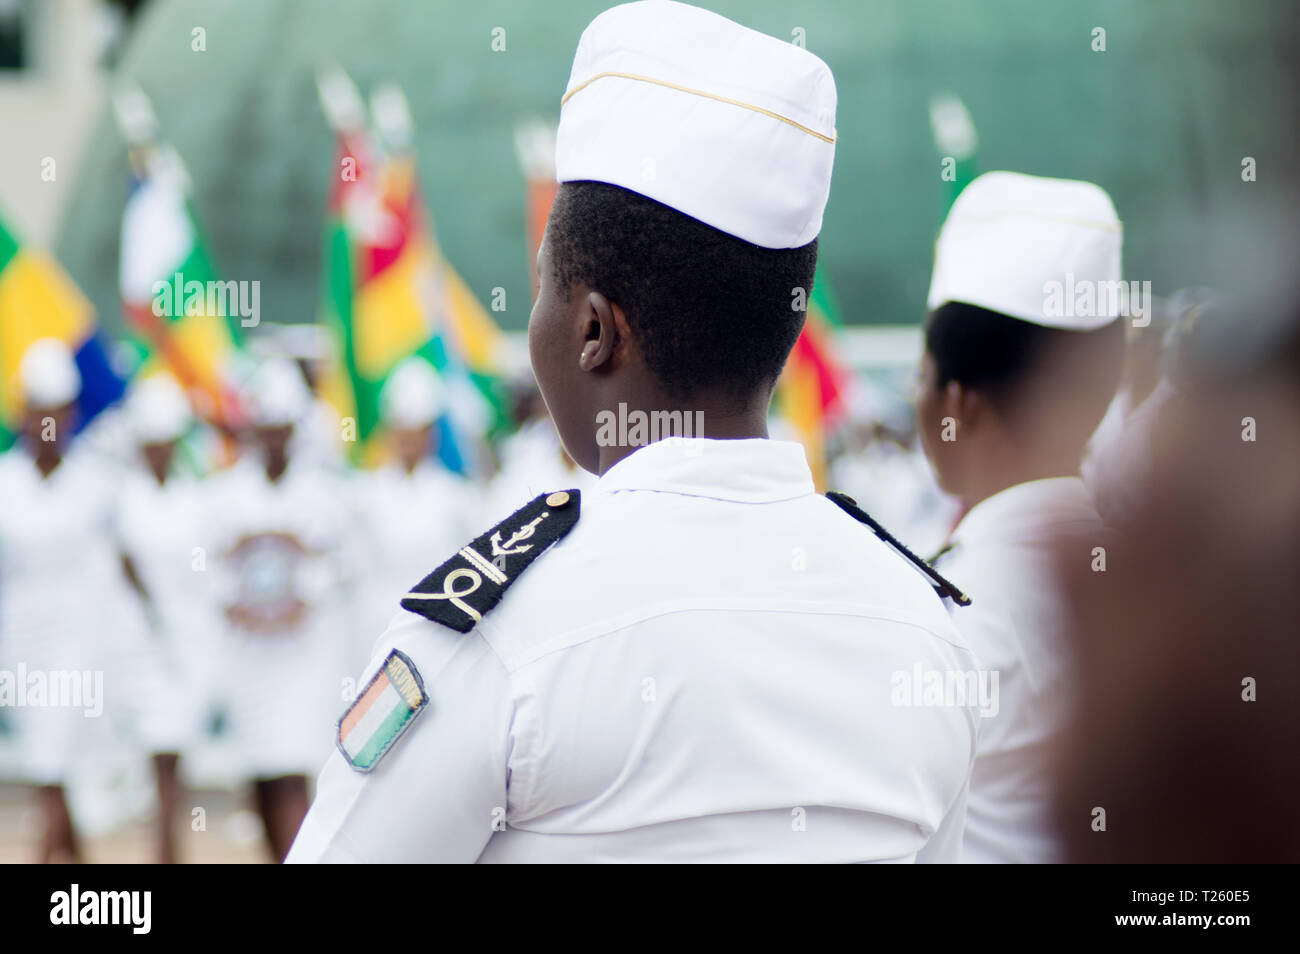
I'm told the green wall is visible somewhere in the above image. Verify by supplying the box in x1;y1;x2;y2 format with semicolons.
56;0;1300;334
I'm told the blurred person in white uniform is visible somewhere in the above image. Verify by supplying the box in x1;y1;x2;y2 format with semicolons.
354;358;478;656
113;372;219;862
289;1;979;863
265;322;350;473
0;339;123;862
916;172;1127;862
485;383;596;523
829;384;958;557
209;357;353;861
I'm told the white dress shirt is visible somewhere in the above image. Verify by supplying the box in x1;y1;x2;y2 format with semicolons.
934;476;1104;863
353;461;479;651
207;457;354;777
288;438;980;863
113;467;221;753
0;447;129;782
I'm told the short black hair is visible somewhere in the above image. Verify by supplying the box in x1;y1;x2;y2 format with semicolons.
925;300;1124;428
547;181;818;401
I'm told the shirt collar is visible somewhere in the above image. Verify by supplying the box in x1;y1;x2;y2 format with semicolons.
950;476;1101;548
596;437;816;503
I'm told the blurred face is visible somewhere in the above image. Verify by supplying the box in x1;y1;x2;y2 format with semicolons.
20;402;77;460
297;357;324;391
528;236;599;472
392;424;434;470
915;351;962;495
252;423;294;461
142;440;177;483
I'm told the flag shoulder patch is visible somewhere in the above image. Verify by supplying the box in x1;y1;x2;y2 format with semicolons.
400;489;581;633
337;649;429;773
824;490;972;607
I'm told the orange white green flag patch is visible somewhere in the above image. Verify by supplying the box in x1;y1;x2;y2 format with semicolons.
337;650;428;772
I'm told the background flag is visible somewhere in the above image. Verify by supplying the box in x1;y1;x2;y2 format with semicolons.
514;119;559;295
774;264;850;489
316;72;506;472
314;69;401;465
0;212;126;448
112;85;245;432
370;83;509;466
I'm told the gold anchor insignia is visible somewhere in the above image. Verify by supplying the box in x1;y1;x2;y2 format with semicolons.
490;512;548;558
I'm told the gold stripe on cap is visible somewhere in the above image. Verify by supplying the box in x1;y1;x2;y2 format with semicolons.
953;210;1123;233
561;70;836;144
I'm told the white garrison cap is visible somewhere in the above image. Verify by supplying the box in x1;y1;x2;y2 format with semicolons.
245;357;310;427
380;357;444;429
128;373;191;444
271;322;333;362
556;0;837;249
18;338;81;408
927;171;1123;330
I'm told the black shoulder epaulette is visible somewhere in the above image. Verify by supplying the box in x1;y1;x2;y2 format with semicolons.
401;489;581;632
824;490;971;606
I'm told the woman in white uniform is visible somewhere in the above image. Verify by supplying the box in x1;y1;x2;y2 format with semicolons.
0;339;121;862
353;358;478;656
114;373;217;862
209;358;351;861
915;173;1127;863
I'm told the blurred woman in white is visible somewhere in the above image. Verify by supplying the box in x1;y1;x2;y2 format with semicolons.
353;358;477;658
114;372;218;862
208;358;352;861
0;339;121;862
916;173;1126;863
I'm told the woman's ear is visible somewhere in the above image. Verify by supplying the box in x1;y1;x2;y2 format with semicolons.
941;380;965;425
945;380;986;431
579;291;623;371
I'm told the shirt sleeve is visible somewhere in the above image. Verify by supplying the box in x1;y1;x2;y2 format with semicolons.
285;612;515;863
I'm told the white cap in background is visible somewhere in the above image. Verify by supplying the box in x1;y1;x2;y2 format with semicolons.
555;0;837;249
244;357;310;427
927;171;1123;329
18;338;81;409
380;357;444;429
127;372;192;444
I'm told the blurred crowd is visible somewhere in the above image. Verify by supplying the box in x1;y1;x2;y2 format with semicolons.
0;328;601;861
1;270;1297;865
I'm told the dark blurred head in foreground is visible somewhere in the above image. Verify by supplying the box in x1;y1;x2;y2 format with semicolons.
1053;289;1300;862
